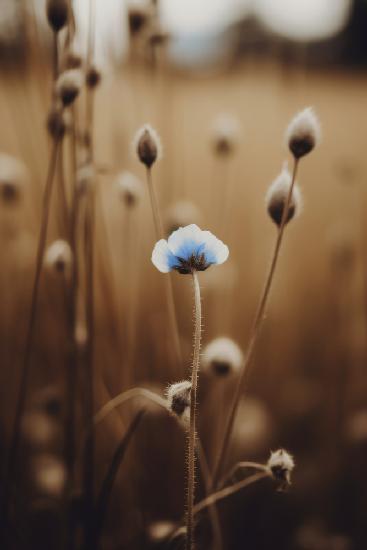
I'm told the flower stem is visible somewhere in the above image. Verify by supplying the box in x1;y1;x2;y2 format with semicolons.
3;139;60;519
186;270;202;550
146;167;183;369
212;158;299;488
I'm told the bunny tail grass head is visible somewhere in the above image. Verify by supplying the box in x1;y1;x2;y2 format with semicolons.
286;107;321;159
44;240;72;275
266;163;302;227
202;337;243;378
47;106;68;140
211;113;240;157
152;224;229;274
32;454;66;497
134;124;162;168
147;521;176;543
0;153;26;204
86;66;102;89
76;164;95;196
166;380;191;426
267;449;295;489
115;171;143;208
56;69;83;107
165;200;201;236
46;0;68;32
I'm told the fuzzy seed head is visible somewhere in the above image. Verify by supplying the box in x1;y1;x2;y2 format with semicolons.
211;113;240;156
56;69;83;107
134;124;162;168
44;240;72;275
286;107;321;159
267;449;295;487
0;153;25;204
32;454;66;496
65;50;83;69
128;5;150;36
166;380;191;421
86;66;101;89
115;171;143;207
165;200;201;236
202;337;243;378
76;164;95;195
46;0;68;32
147;521;176;543
266;163;302;227
47;107;67;140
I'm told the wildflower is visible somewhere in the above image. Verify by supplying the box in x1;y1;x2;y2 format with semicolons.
267;449;295;488
134;124;162;168
115;171;143;207
202;337;243;377
86;66;101;89
46;0;68;32
211;113;240;156
152;224;229;274
286;107;321;159
266;163;302;226
56;69;83;107
166;380;191;423
165;200;201;235
44;240;72;275
0;153;25;203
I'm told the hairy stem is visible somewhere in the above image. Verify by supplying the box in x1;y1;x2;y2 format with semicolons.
186;270;202;550
212;158;299;488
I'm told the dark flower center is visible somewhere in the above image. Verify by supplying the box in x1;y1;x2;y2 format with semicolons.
175;253;210;274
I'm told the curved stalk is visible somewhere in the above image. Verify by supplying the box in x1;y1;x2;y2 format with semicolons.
212;158;299;488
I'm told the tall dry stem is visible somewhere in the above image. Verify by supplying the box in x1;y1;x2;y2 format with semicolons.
212;158;299;488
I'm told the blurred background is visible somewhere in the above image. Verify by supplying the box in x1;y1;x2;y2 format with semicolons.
0;0;367;549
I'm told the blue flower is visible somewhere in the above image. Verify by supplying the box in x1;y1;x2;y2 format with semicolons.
152;224;229;274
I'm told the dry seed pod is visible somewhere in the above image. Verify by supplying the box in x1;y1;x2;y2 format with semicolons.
65;51;83;69
115;171;143;207
165;200;201;235
0;153;25;204
32;454;66;497
76;164;95;195
286;107;321;159
44;240;72;275
47;107;67;140
202;337;243;378
266;163;302;226
267;448;295;488
147;521;176;543
46;0;69;32
86;66;101;89
211;113;240;156
128;5;150;36
166;380;191;426
134;124;162;168
56;69;83;107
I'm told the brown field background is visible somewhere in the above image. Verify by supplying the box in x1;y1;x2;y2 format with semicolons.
0;5;367;549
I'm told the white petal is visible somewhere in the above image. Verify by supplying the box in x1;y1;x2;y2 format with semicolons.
201;231;229;264
151;239;173;273
167;224;203;256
